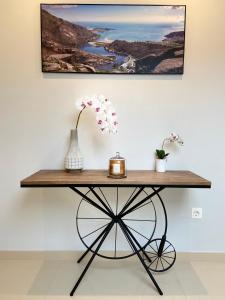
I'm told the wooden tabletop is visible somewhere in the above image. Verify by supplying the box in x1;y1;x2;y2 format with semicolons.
20;170;211;188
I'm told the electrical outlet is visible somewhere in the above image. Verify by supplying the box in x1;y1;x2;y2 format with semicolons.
192;208;202;219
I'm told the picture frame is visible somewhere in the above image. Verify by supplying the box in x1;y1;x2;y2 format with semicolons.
41;4;186;74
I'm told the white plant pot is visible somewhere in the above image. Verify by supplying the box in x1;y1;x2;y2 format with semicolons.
155;159;166;173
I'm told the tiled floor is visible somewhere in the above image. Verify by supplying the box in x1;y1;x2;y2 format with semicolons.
0;252;225;300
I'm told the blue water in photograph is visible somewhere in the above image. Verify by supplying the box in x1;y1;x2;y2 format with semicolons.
81;44;125;71
79;22;183;70
78;22;182;42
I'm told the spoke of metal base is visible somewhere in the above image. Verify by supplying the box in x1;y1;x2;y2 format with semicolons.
70;187;112;218
121;187;164;218
125;224;149;241
89;187;114;216
114;223;118;257
81;222;110;239
120;221;151;262
118;187;144;216
123;187;137;207
77;223;112;263
122;218;155;222
118;220;163;296
77;217;110;220
70;221;114;296
98;187;114;214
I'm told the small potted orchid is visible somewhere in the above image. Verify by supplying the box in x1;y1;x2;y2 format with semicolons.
155;133;184;172
65;95;118;171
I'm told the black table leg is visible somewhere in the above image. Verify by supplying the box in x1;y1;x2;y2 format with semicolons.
77;221;112;263
118;219;163;296
70;221;114;296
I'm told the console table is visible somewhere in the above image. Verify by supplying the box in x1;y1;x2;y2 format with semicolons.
21;170;211;296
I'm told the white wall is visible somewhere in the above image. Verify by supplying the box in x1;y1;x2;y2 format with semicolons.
0;0;225;252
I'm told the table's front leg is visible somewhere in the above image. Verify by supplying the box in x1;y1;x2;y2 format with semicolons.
70;220;114;296
76;220;112;264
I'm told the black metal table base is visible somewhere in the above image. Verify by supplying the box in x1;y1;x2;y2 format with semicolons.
69;186;175;297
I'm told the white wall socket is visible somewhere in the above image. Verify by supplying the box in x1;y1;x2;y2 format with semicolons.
192;208;202;219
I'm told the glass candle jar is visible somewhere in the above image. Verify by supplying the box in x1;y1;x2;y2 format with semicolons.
108;152;126;179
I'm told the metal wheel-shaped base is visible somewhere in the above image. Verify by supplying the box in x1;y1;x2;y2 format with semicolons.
144;238;176;272
76;187;158;259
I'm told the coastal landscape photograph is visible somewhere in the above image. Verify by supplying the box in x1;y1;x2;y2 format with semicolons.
41;4;186;74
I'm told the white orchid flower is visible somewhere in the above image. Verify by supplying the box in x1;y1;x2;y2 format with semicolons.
75;95;118;134
162;132;184;149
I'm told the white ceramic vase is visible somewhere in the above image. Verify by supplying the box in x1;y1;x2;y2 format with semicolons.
64;129;83;171
155;159;166;173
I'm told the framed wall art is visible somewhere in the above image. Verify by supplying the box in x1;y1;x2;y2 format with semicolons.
41;4;186;74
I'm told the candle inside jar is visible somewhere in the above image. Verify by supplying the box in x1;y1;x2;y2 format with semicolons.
112;163;121;174
108;152;126;179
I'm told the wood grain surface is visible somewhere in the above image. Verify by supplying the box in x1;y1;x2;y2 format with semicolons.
20;170;211;188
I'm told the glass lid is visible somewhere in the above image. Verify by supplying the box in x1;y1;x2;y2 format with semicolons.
110;152;125;160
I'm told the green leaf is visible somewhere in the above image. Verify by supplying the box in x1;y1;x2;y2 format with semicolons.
156;149;169;159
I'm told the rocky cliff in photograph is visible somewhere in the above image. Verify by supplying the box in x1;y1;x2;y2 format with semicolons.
41;10;115;72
